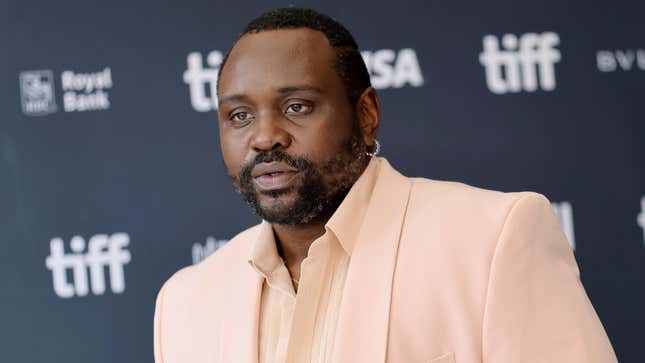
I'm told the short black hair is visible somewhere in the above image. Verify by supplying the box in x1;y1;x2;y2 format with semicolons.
217;7;372;106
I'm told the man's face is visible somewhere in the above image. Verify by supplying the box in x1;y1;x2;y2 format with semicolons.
217;28;368;225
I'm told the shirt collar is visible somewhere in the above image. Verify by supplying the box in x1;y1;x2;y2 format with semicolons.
247;220;282;281
247;157;381;276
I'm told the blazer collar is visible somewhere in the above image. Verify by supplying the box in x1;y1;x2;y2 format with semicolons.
332;157;412;363
326;156;381;255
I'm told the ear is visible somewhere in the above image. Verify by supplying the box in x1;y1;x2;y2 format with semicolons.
356;86;381;148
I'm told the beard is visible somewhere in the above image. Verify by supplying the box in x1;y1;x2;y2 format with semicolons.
230;132;368;225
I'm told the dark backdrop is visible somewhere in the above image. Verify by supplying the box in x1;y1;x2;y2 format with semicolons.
1;0;643;362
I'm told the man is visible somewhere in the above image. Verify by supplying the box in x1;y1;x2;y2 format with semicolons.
154;8;617;363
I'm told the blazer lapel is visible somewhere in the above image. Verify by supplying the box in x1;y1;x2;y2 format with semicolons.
217;253;263;363
332;159;412;363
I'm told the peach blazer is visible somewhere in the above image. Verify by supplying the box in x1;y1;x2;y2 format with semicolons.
154;158;617;363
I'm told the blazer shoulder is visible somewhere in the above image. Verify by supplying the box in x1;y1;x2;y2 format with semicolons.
397;178;557;271
405;177;551;231
409;177;548;208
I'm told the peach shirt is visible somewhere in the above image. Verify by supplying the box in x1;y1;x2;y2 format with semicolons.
247;158;379;363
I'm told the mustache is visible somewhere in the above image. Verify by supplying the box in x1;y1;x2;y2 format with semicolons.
240;150;313;181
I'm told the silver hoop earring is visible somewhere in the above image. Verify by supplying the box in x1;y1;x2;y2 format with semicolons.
366;139;381;157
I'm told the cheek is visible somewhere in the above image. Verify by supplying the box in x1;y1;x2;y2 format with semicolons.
219;132;245;175
300;120;355;160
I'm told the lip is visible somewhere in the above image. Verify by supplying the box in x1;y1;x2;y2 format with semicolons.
251;162;300;191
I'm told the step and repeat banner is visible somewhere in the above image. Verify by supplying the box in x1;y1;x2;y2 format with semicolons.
1;0;643;362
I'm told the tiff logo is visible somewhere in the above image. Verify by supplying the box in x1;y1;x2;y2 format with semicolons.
638;196;645;247
479;32;561;94
552;201;576;250
192;236;228;264
45;233;131;298
184;51;223;112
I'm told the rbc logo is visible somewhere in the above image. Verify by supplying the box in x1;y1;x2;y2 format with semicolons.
19;70;58;116
183;50;223;112
45;233;131;298
479;32;561;94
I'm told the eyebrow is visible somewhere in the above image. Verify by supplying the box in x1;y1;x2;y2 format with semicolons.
218;85;323;107
218;93;247;105
277;85;323;94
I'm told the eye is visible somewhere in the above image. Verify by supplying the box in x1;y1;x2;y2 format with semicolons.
231;111;249;121
285;103;312;115
228;110;254;127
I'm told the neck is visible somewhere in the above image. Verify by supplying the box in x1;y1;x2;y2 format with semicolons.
271;216;328;285
270;177;350;282
271;156;371;280
272;219;328;264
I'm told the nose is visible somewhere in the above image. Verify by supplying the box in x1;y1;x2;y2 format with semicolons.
249;113;292;152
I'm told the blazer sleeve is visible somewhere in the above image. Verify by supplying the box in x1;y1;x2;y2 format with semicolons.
481;193;618;363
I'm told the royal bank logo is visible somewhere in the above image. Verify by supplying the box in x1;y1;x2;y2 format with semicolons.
184;50;223;112
552;201;576;250
192;236;228;264
45;233;131;298
597;49;645;72
19;67;113;116
479;32;561;94
61;68;113;112
360;48;424;89
19;70;58;116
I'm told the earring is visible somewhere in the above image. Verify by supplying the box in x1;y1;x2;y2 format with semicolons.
366;139;381;157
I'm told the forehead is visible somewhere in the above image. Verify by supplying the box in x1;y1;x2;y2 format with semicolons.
219;28;339;96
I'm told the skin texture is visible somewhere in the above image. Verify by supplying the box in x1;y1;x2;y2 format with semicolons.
217;28;381;284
